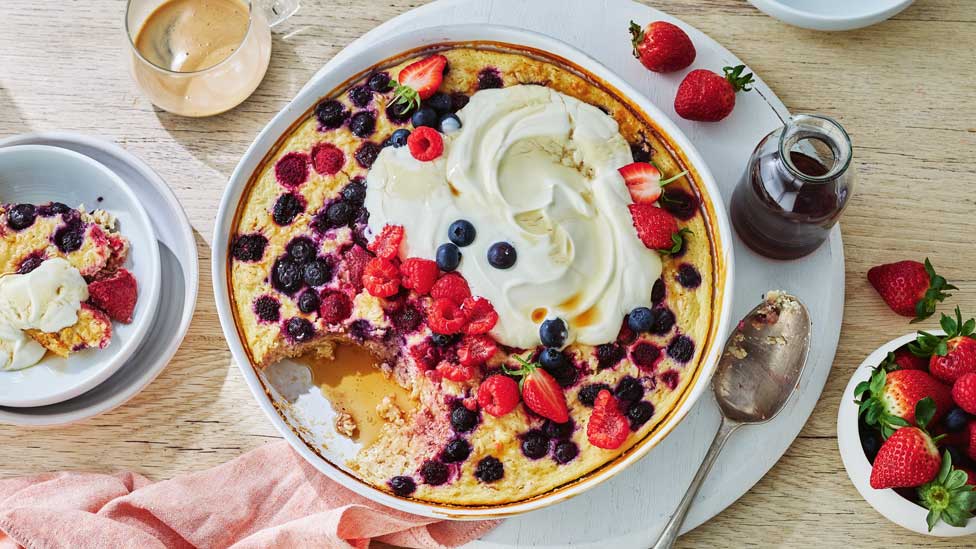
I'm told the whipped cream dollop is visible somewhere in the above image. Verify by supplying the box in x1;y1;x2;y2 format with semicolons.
0;258;89;371
365;85;662;349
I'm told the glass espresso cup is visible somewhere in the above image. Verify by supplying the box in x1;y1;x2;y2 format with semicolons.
125;0;297;117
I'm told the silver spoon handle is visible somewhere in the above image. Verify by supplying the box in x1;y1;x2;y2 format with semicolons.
651;418;740;549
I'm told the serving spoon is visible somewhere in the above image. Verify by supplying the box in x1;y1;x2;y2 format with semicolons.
651;292;812;549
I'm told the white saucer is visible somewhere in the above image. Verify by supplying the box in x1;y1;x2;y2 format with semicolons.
0;133;198;425
748;0;913;31
0;145;161;407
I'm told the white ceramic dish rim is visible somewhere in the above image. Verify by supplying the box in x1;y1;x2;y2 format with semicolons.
748;0;913;31
0;131;198;425
837;330;976;537
212;23;735;519
0;144;162;408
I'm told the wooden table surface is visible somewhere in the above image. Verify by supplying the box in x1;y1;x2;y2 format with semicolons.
1;0;974;546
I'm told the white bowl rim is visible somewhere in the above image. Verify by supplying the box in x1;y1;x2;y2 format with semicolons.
748;0;913;29
837;330;976;537
0;144;162;407
212;23;735;519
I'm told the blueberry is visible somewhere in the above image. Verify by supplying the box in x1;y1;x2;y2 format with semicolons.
631;142;653;163
947;446;967;468
627;401;655;430
296;289;321;314
860;428;882;462
427;92;453;114
577;383;610;407
436;243;461;272
231;233;268;262
271;258;303;294
411;106;438;128
542;419;572;440
650;307;676;335
651;278;666;304
368;72;391;92
438;113;462;134
474;456;504;483
441;438;472;463
37;202;70;217
553;441;579;464
667;335;695;363
477;68;503;90
302;259;332;287
341;180;367;205
389;475;416;496
6;204;36;230
286;237;316;264
432;333;460;347
521;430;550;459
419;460;449;486
539;347;569;371
272;193;304;226
677;264;702;289
450;405;478;433
595;342;625;370
316;99;348;129
627;307;654;333
54;221;84;253
348;85;373;107
660;188;699;220
945;408;970;432
487;242;516;269
285;317;315;342
447;219;476;247
324;201;353;228
349;111;376;138
253;296;280;322
355;141;381;168
387;128;411;148
539;318;568;348
614;376;644;403
349;319;371;341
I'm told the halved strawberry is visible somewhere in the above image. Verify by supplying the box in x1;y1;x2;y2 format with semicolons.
587;390;629;450
505;354;569;423
391;54;448;111
618;162;686;204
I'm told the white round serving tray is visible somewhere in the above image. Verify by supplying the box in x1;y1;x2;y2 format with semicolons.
306;0;844;546
0;133;199;426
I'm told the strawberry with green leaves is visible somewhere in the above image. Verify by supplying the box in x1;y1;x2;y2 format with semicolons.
390;54;448;112
504;354;569;423
917;451;976;531
867;258;956;322
856;368;952;437
628;203;690;254
618;161;687;204
911;307;976;384
870;398;943;489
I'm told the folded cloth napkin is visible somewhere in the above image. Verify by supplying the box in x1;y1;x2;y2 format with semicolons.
0;441;498;549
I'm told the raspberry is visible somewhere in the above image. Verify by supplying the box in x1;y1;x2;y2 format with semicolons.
430;273;470;304
362;257;400;297
427;298;466;334
577;383;610;407
478;375;519;417
587;390;629;450
410;340;441;370
400;258;439;294
630;342;662;371
461;296;498;334
87;269;138;323
953;373;976;414
311;143;344;175
368;224;404;260
274;151;309;189
436;361;475;382
407;126;444;161
968;422;976;461
457;334;498;367
319;291;352;324
339;245;371;290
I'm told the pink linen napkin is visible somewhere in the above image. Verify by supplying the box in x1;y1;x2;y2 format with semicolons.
0;441;498;549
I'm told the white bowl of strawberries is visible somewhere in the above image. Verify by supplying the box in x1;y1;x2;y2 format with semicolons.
838;307;976;536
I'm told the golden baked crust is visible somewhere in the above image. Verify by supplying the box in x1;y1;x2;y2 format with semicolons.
228;46;718;506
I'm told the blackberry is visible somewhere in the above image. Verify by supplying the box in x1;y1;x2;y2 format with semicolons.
441;438;472;463
630;142;653;163
349;111;376;138
542;420;572;440
296;289;321;314
271;258;303;294
447;219;476;247
553;441;579;464
53;220;84;253
302;258;332;287
253;295;280;322
17;254;43;274
36;202;70;217
627;307;654;333
450;405;478;433
349;319;371;341
285;317;314;342
436;243;461;272
419;460;449;486
272;193;304;226
614;376;644;403
427;92;452;114
474;456;504;483
392;306;423;332
477;68;503;90
315;99;348;129
354;141;381;168
676;264;701;289
627;401;655;430
520;430;550;459
341;179;367;205
595;343;625;370
650;307;676;335
577;383;610;407
348;85;373;107
389;475;416;496
386;100;416;124
651;278;666;304
660;188;699;220
286;237;316;264
6;204;36;230
231;233;268;262
368;72;392;92
539;318;567;348
630;342;662;370
667;335;695;363
486;242;516;269
450;93;469;112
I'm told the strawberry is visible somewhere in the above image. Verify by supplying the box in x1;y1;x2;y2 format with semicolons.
407;126;444;162
436;361;475;382
368;224;404;260
893;348;928;370
427;298;466;334
628;20;696;73
968;422;976;461
868;259;955;321
871;428;941;488
461;296;498;334
911;307;976;383
400;257;439;294
87;268;137;323
505;354;569;423
953;373;976;414
674;65;754;122
362;257;400;297
916;450;976;531
430;273;471;304
457;334;498;367
628;203;688;253
855;368;952;437
478;374;520;417
587;390;630;450
617;162;686;204
390;54;447;110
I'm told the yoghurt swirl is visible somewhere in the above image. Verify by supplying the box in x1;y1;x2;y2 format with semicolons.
366;85;661;348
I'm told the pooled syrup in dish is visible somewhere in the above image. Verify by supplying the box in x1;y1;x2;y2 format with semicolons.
305;344;415;447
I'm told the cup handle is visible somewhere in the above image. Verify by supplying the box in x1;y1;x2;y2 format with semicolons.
253;0;299;29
